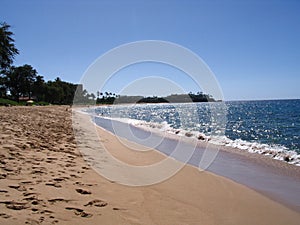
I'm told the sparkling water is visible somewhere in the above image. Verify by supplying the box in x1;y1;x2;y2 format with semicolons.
89;99;300;165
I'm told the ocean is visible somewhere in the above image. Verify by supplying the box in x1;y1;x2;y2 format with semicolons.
87;99;300;166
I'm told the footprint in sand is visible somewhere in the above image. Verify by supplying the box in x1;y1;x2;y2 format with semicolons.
65;207;93;218
45;182;62;188
84;199;108;207
25;218;40;225
23;192;37;197
0;201;29;210
45;177;69;188
53;177;68;182
75;188;91;195
8;184;27;192
20;181;34;185
3;166;14;172
0;213;12;219
25;215;48;225
46;157;57;163
23;196;38;201
74;181;96;187
31;170;45;175
48;198;71;204
70;174;81;178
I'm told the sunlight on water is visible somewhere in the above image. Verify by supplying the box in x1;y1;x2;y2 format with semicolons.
86;99;300;165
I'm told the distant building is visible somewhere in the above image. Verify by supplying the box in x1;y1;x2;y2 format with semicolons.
18;96;37;101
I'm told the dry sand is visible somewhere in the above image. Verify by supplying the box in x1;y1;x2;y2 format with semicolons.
0;106;299;224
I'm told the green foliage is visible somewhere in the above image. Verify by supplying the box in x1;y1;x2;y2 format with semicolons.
0;22;19;72
96;92;216;105
165;93;215;103
137;96;168;103
0;76;6;98
44;77;77;104
5;64;37;101
36;101;49;106
1;65;88;105
95;92;118;104
0;97;18;106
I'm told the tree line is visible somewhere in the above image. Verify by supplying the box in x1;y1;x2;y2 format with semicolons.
95;92;215;104
1;64;82;104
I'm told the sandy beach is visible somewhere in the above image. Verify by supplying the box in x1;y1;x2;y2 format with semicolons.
0;106;299;225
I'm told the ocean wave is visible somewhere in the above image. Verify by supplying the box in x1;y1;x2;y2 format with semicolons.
97;115;300;166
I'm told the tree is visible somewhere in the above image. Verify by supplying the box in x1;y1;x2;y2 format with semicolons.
44;77;78;104
44;83;62;104
0;76;7;97
32;75;46;101
0;22;19;73
5;64;37;101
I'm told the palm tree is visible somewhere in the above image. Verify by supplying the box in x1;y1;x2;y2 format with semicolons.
0;22;19;73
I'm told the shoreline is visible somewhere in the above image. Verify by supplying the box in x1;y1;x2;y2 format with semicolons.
83;103;300;167
90;115;300;212
90;115;300;211
0;106;299;224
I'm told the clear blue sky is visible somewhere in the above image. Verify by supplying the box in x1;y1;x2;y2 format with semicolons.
1;0;300;100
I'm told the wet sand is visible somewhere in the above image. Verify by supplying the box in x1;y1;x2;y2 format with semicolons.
0;106;299;224
93;115;300;211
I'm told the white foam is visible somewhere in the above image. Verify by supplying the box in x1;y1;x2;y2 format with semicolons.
94;115;300;166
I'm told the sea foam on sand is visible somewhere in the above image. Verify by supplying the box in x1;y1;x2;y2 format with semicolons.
99;116;300;166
